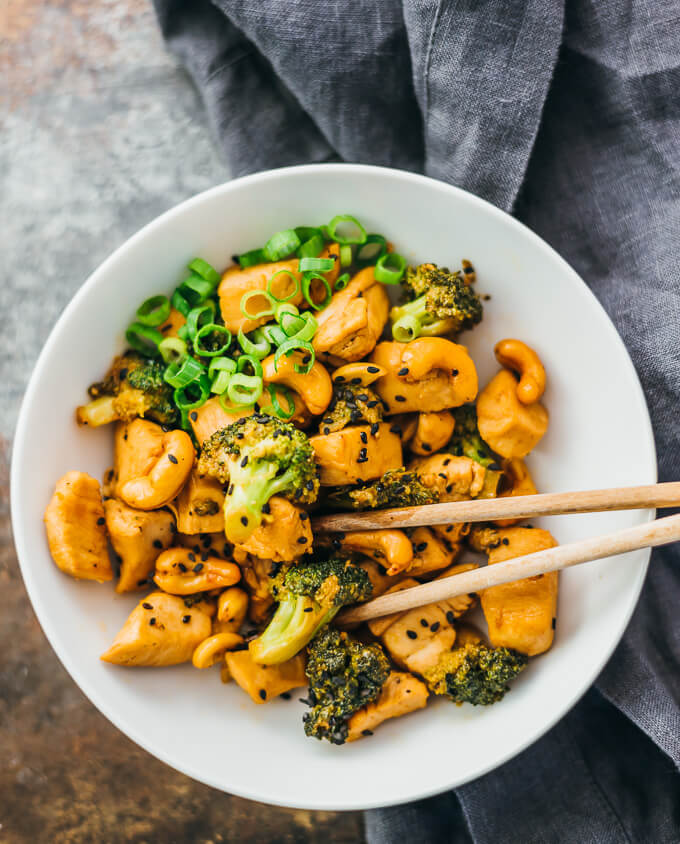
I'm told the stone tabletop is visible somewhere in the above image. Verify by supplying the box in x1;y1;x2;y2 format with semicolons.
0;2;362;840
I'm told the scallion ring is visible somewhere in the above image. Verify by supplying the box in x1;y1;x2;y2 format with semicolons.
178;273;214;305
174;375;211;411
274;338;315;374
193;323;232;357
226;373;263;406
326;214;367;245
392;314;420;343
164;355;205;389
236;354;263;379
158;336;188;364
301;271;332;310
136;295;171;327
263;383;296;420
279;311;306;337
281;310;317;342
125;322;163;357
188;258;220;287
374;252;407;284
298;256;335;273
186;302;216;341
238;326;271;359
294;226;322;243
171;289;191;317
266;269;300;303
240;289;276;320
263;229;301;262
334;272;350;291
339;245;352;267
356;234;387;267
238;248;266;269
208;356;237;395
275;302;300;323
263;324;288;346
297;233;324;258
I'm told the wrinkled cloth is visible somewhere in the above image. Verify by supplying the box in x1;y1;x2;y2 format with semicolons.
152;1;680;840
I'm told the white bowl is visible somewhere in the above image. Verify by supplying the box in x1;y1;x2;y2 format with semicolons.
11;164;655;810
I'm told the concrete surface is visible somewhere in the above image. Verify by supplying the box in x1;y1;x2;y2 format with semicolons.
0;2;364;841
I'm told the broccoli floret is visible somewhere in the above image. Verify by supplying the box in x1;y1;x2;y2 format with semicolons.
390;263;483;341
319;382;384;434
467;524;502;552
327;468;439;511
303;627;390;744
249;556;372;665
448;405;496;467
424;643;528;706
76;352;178;427
198;414;319;544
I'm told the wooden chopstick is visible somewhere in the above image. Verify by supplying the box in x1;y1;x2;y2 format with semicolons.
312;482;680;533
338;512;680;624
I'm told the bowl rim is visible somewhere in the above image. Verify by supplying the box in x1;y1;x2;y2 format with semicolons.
10;163;656;810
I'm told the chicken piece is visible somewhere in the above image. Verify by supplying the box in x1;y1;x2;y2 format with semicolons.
235;496;312;562
104;498;175;592
432;521;470;546
371;338;478;414
346;671;429;741
477;369;549;458
44;471;112;582
313;267;390;362
495;458;538;527
381;603;457;675
310;423;402;486
481;526;558;656
410;453;486;501
407;527;457;577
337;529;413;576
190;397;253;447
112;418;165;497
409;411;456;456
153;547;241;594
100;592;213;666
219;245;339;334
225;649;307;704
238;555;276;624
174;468;225;535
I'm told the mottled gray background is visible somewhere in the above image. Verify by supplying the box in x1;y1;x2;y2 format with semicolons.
0;1;362;840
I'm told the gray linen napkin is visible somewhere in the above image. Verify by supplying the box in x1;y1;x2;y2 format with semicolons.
152;1;680;840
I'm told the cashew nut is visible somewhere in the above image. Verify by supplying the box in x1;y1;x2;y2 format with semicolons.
119;429;194;510
260;351;333;416
331;361;387;387
192;632;245;668
216;587;249;632
494;339;546;405
153;547;240;594
339;529;414;576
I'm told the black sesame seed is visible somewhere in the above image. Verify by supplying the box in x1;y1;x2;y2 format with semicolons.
370;422;380;435
451;369;459;376
228;484;234;495
367;366;379;373
422;443;432;452
178;562;187;572
96;516;106;526
240;455;248;467
438;472;447;480
323;427;330;435
351;377;362;385
119;368;128;381
201;551;209;561
362;729;374;736
382;402;390;412
420;618;429;627
300;512;309;521
445;525;454;533
446;611;455;624
297;536;308;544
168;454;178;465
306;480;314;490
303;606;313;612
190;411;198;422
502;538;510;545
397;367;409;376
202;535;212;547
416;542;428;552
258;689;267;700
241;516;248;526
149;617;156;626
406;630;417;640
357;393;369;402
142;602;153;610
281;692;291;700
182;615;191;623
137;578;148;586
188;552;196;562
430;621;440;632
360;431;368;444
334;375;346;382
395;395;406;402
443;458;451;466
446;484;453;494
193;562;204;572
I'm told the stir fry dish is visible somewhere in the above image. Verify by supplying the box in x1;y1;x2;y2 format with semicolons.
44;215;555;745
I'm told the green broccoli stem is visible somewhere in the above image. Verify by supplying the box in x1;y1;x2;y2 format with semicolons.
391;296;450;341
222;461;299;544
249;595;338;665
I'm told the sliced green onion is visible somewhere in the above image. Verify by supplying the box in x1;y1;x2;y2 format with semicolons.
262;384;296;420
392;314;420;343
164;356;205;389
174;375;211;411
298;256;335;273
262;229;301;262
356;234;387;266
327;214;367;245
208;356;237;395
238;326;271;359
193;323;232;357
178;273;214;305
188;258;220;286
267;269;300;303
186;302;216;340
177;324;190;342
282;311;317;342
171;289;191;316
159;336;188;364
125;323;163;356
136;295;171;327
238;248;266;268
335;272;350;291
297;234;325;258
294;226;322;243
227;373;263;406
339;244;353;267
263;324;288;346
301;271;332;310
374;252;407;284
236;354;263;379
280;311;306;337
275;302;300;323
240;289;276;320
274;338;315;374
